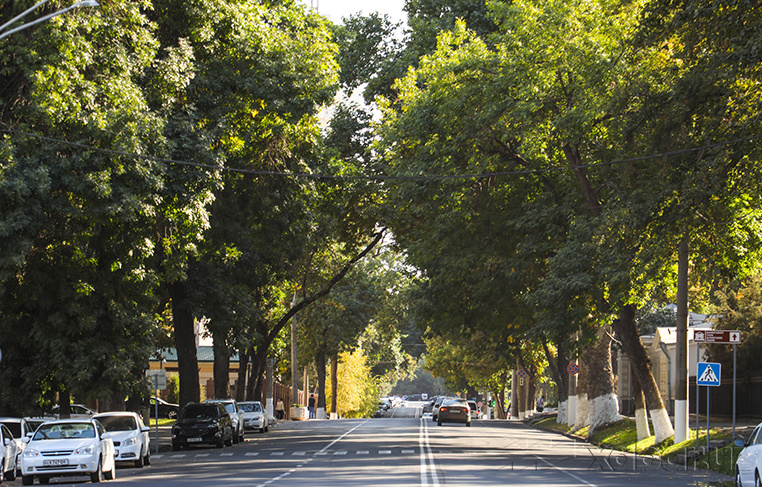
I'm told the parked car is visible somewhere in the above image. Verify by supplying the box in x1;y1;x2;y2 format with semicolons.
94;412;151;468
24;417;53;434
147;396;179;419
467;400;482;420
205;399;244;443
239;401;269;433
172;402;233;450
50;404;97;419
437;398;471;426
423;396;441;414
735;421;762;487
0;423;19;482
20;418;116;485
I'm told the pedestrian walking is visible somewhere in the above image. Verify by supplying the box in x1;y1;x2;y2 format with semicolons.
308;395;315;419
275;398;285;420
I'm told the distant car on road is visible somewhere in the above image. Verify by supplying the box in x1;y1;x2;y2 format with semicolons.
437;398;471;427
467;401;482;420
95;412;151;468
239;401;269;433
148;396;179;419
172;402;234;450
50;404;96;419
431;396;451;422
735;421;762;487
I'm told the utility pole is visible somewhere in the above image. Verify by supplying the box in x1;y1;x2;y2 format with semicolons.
675;237;690;443
291;292;299;409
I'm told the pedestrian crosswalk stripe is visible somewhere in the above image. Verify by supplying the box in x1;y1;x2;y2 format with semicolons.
379;450;391;454
271;452;284;456
245;452;259;456
357;451;369;455
293;451;306;456
402;450;415;454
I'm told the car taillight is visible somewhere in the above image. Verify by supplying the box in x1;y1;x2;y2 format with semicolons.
440;407;446;412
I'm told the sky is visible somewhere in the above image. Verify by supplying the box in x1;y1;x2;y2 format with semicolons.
307;0;408;25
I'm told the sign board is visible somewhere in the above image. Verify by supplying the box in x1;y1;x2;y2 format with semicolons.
567;363;579;375
693;330;742;344
146;369;167;390
517;369;527;378
697;362;721;387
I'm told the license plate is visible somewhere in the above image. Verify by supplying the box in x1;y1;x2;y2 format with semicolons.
43;459;69;466
187;437;202;443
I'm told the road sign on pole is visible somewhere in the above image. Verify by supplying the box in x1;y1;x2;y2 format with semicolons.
697;362;721;387
567;363;579;375
693;330;741;344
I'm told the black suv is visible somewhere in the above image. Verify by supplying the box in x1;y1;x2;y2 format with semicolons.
172;402;234;450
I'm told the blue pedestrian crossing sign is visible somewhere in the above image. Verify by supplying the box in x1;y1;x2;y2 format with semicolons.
697;362;721;387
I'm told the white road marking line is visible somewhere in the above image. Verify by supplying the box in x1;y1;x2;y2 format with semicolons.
358;451;369;455
245;452;259;456
379;450;391;454
534;454;597;487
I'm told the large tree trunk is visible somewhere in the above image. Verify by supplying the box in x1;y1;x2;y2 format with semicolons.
235;349;249;402
213;338;231;399
572;353;589;432
585;325;621;438
316;349;327;419
613;304;674;443
169;280;200;407
543;339;569;422
632;365;651;440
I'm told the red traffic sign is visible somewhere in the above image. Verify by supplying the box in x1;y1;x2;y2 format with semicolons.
693;330;742;344
567;363;579;375
518;369;527;378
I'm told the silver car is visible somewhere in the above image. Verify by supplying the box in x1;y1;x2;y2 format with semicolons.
239;401;269;433
20;419;116;485
205;399;244;443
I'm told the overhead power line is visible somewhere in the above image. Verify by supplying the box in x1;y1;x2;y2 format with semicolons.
1;128;758;182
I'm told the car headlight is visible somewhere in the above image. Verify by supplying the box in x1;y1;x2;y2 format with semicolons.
75;445;95;455
23;448;40;457
122;437;138;447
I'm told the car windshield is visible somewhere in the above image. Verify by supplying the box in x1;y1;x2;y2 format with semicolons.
34;423;95;440
98;416;137;432
443;399;467;407
0;422;21;438
241;403;262;413
180;404;217;420
222;403;236;414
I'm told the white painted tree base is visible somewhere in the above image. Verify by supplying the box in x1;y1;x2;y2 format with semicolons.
635;407;650;440
557;400;567;424
588;393;621;438
572;394;589;433
650;407;674;444
567;395;577;427
675;400;689;443
316;407;326;420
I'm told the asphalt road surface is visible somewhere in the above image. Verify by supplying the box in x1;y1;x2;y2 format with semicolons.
8;406;733;486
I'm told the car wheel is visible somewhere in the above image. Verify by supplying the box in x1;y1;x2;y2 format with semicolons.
144;451;151;466
233;431;239;444
172;444;182;451
466;421;471;427
264;425;269;433
38;476;50;485
225;433;233;447
755;470;761;487
259;427;265;433
21;475;34;486
6;463;16;481
91;460;103;483
239;429;245;442
437;419;442;426
134;449;144;468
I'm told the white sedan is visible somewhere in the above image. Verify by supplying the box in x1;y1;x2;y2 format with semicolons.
0;423;19;482
735;422;762;487
239;401;269;433
20;419;116;485
95;412;151;468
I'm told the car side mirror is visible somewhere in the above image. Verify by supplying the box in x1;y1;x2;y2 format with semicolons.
141;427;150;433
734;438;747;448
101;432;112;440
3;438;10;446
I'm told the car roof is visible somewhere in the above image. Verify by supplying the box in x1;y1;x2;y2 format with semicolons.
0;417;24;422
94;412;139;417
36;418;97;425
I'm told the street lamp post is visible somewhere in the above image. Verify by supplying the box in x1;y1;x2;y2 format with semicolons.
0;0;99;40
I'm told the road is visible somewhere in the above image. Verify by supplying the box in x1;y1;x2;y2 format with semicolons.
8;405;733;486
